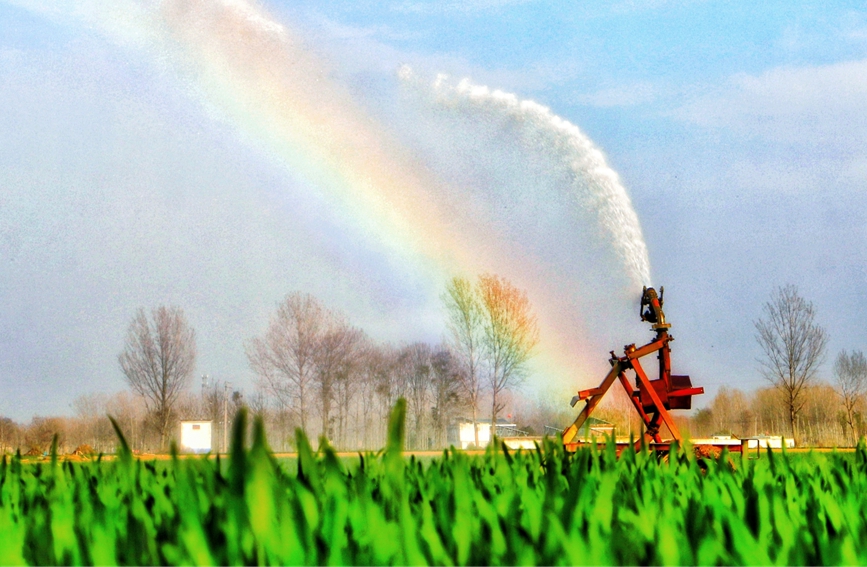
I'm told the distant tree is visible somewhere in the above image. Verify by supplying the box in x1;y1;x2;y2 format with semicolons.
24;416;70;454
105;391;148;452
754;285;828;443
245;390;289;450
710;386;751;437
71;393;113;452
478;274;539;432
118;306;197;450
356;345;389;449
246;293;325;432
800;382;847;446
373;345;409;448
0;417;20;455
750;386;787;435
399;343;432;450
429;348;464;448
834;350;867;445
312;314;365;446
320;323;365;448
442;277;485;447
246;390;270;420
691;408;714;438
509;386;575;439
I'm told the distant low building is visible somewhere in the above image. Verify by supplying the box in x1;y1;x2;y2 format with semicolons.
689;434;795;449
746;435;795;449
690;434;743;446
448;418;518;449
180;420;213;454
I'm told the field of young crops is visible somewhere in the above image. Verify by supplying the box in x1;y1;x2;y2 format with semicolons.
1;400;866;566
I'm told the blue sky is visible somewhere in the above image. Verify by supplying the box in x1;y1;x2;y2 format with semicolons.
1;0;866;421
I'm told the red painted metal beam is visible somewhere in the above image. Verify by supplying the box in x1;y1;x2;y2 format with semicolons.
563;360;623;444
632;359;682;440
626;339;666;361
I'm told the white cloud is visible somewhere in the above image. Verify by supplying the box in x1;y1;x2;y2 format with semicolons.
291;11;583;99
3;0;162;49
845;26;867;42
839;10;867;43
391;0;535;15
605;0;706;15
304;13;424;42
674;59;867;146
390;0;702;17
575;82;656;108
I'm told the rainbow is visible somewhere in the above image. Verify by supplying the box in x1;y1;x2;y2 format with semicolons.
20;0;653;391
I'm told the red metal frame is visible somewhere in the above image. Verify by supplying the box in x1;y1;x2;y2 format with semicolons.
562;287;740;455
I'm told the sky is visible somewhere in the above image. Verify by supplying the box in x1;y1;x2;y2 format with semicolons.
1;0;865;422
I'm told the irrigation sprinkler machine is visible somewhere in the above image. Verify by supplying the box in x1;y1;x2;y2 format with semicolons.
562;286;743;457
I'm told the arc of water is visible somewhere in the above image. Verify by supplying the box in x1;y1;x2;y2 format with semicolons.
405;69;653;287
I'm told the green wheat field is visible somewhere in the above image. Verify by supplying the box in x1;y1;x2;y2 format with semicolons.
1;400;865;566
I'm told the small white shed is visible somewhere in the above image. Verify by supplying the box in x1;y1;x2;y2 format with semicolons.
180;420;213;453
745;435;795;449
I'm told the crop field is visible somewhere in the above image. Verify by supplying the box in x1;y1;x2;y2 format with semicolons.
1;401;866;566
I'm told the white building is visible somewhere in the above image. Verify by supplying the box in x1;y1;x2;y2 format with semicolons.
180;420;213;453
449;418;518;449
690;434;744;447
689;434;795;449
745;435;795;449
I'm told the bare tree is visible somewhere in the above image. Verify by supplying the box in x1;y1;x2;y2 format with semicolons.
705;386;752;437
329;326;367;448
373;345;408;446
834;350;867;445
314;317;365;446
245;390;267;418
750;386;787;436
118;306;197;450
363;347;385;449
691;408;714;438
478;274;539;432
245;390;279;448
246;293;325;432
801;382;846;446
25;416;70;454
0;417;20;455
754;285;828;443
105;391;148;452
399;343;432;450
356;344;386;449
430;348;464;448
510;386;575;438
71;393;114;452
442;276;485;447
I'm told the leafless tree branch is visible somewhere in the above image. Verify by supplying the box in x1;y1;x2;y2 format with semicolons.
118;306;196;449
754;285;827;442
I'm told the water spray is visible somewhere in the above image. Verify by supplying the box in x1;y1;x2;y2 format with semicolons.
400;68;652;288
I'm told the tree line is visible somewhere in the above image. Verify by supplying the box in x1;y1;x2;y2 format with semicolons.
0;274;541;454
2;282;863;454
